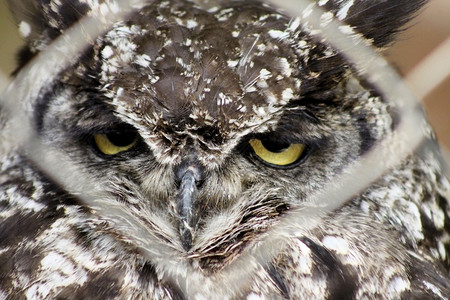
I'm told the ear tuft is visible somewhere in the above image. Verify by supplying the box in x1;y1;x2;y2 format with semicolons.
6;0;45;43
321;0;428;47
6;0;91;51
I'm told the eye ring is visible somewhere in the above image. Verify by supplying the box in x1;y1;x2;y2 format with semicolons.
249;138;306;167
93;131;138;155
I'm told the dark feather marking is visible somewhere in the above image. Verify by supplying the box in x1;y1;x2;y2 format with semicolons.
33;82;65;133
138;262;186;300
137;262;160;290
351;110;377;155
266;263;289;298
0;246;44;295
0;206;65;291
438;194;450;269
0;211;57;247
56;269;123;300
165;280;187;300
403;254;450;299
12;46;36;75
0;168;73;247
301;237;358;300
40;0;90;38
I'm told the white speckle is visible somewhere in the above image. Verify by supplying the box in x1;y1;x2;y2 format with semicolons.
256;80;269;89
322;236;349;255
176;57;189;69
337;0;355;20
207;6;219;13
26;284;42;299
186;19;198;29
398;199;424;241
232;31;240;38
227;60;239;68
282;88;294;102
217;9;233;21
320;12;334;27
41;252;74;275
421;202;445;230
387;277;410;297
254;105;267;116
298;40;307;48
135;54;151;68
19;21;31;38
360;200;370;213
100;25;145;84
296;240;313;274
150;75;160;84
247;293;264;300
259;68;272;80
246;86;257;93
257;43;266;52
323;48;334;57
298;255;312;274
437;241;447;261
276;57;291;76
49;1;59;13
237;105;247;113
102;46;114;59
0;248;9;256
217;93;231;106
339;25;355;35
268;29;288;40
163;38;173;47
318;0;329;6
423;281;447;299
7;188;46;212
265;93;277;104
258;14;271;22
288;17;301;32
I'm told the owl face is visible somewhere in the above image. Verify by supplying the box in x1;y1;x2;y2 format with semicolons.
27;0;396;257
3;0;450;298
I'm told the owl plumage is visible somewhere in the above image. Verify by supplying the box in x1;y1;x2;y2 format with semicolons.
0;0;449;299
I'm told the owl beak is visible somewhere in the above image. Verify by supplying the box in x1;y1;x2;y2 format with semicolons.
175;162;203;251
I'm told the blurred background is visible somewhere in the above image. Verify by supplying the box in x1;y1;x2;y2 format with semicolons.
0;0;449;151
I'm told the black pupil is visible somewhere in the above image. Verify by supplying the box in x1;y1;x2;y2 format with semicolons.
261;140;291;153
106;131;136;147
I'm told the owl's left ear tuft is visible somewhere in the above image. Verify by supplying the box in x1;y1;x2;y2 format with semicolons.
6;0;91;49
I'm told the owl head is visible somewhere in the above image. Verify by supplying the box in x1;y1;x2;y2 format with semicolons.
7;0;426;261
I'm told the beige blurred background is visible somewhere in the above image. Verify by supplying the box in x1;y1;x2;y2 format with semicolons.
0;0;449;150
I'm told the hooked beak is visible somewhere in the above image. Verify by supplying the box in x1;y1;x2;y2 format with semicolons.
175;162;203;251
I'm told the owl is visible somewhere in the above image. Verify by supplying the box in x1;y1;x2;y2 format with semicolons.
0;0;449;299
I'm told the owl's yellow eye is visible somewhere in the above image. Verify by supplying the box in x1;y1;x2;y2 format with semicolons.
94;132;138;155
249;138;306;166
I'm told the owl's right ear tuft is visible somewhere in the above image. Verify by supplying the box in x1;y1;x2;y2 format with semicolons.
6;0;91;51
322;0;428;48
